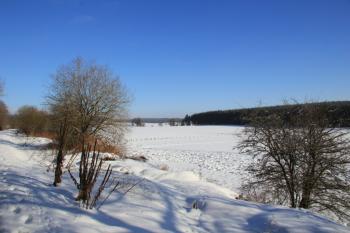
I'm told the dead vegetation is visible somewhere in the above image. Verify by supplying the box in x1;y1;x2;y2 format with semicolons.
68;141;118;209
239;102;350;221
47;57;129;186
12;106;50;136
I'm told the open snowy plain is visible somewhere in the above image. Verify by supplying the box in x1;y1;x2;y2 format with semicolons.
126;124;248;192
0;126;349;232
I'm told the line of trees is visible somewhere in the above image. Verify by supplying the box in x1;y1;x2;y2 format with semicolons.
130;118;185;126
0;80;50;135
11;106;50;136
189;101;350;127
0;104;52;138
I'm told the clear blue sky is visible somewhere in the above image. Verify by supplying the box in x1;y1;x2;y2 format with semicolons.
0;0;349;117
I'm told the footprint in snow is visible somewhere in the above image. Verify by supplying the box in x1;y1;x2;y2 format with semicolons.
20;215;33;224
25;215;34;224
11;206;21;214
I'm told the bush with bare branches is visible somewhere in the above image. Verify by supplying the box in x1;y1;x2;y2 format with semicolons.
239;102;350;222
0;101;9;130
0;79;8;130
68;142;118;209
47;57;129;186
14;105;49;136
131;118;145;127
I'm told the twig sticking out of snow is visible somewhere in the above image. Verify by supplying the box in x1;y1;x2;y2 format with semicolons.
91;164;113;208
68;141;116;209
97;177;145;210
97;178;120;210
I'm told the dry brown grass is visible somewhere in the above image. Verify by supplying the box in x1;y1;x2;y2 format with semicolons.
82;136;125;155
98;142;125;155
32;131;55;140
30;131;124;156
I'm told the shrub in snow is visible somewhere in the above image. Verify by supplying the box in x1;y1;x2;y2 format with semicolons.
68;141;118;209
13;106;49;136
239;102;350;222
191;199;206;210
47;57;129;186
0;100;8;130
131;118;145;127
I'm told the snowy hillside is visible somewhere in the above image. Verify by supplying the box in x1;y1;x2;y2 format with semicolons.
1;129;349;232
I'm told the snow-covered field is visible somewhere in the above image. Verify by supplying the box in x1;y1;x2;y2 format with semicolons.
125;125;248;192
1;128;349;232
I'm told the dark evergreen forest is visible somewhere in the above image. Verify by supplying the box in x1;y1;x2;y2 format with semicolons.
188;101;350;127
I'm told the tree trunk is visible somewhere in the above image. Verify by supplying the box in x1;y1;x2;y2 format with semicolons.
53;119;68;186
76;186;89;201
299;198;310;209
299;186;312;209
53;148;64;186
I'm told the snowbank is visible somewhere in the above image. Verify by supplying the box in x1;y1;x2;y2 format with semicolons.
0;129;349;232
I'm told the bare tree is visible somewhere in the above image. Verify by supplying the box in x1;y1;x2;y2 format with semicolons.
0;81;8;130
131;118;144;127
47;57;129;186
239;103;350;222
0;101;8;130
169;119;178;126
50;103;77;186
14;105;49;136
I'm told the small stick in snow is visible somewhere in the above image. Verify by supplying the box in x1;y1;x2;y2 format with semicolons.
97;180;120;210
97;178;145;210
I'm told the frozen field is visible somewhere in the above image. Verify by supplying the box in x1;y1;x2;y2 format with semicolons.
1;129;348;232
126;125;249;192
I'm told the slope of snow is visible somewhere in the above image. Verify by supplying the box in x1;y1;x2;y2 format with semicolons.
1;129;349;232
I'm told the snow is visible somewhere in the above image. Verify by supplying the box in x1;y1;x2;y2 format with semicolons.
125;125;248;191
0;128;349;232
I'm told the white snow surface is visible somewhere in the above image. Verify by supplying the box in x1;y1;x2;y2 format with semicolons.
125;125;248;191
0;128;349;232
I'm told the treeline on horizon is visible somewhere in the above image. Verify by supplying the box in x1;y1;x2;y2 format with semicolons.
188;101;350;127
